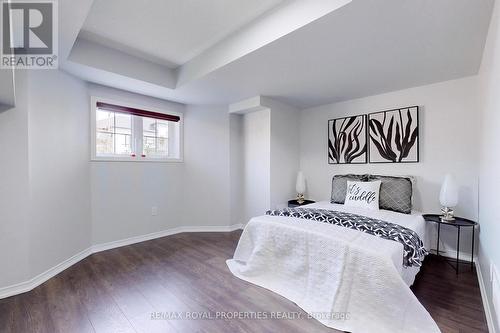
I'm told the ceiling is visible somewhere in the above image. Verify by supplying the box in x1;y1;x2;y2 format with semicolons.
59;0;494;109
175;0;495;107
80;0;284;68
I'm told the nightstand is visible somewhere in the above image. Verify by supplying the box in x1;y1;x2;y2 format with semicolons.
422;214;477;274
288;199;315;208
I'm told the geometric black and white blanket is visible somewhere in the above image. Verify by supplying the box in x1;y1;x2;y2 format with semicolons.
266;208;427;267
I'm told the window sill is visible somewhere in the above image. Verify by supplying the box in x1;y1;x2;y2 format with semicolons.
91;157;183;163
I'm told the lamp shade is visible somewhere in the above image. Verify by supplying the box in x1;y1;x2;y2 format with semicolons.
296;171;306;195
439;174;458;207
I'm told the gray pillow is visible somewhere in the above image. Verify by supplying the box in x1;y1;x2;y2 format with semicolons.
331;174;369;204
368;175;413;214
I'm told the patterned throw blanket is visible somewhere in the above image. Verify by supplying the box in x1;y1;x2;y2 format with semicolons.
266;208;427;267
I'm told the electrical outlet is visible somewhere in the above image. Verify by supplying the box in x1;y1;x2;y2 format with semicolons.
151;206;158;216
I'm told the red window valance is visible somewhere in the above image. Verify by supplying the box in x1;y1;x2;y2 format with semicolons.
97;102;180;122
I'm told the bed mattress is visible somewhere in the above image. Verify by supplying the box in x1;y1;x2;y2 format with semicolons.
226;201;439;333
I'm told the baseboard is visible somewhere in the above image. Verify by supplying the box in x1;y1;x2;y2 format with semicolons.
428;251;496;333
429;250;497;333
91;227;185;253
91;224;244;253
476;259;497;333
0;224;244;300
435;250;497;333
0;247;92;299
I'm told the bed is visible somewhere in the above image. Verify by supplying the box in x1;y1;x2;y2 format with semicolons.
227;196;441;333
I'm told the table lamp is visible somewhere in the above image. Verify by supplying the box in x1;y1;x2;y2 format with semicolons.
439;174;458;221
296;171;306;204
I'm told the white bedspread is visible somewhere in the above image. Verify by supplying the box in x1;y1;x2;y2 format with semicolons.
226;202;440;333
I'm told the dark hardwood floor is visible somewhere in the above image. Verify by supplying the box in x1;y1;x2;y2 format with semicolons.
0;231;489;333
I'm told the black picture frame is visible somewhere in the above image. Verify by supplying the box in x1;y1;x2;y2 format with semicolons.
328;114;368;164
368;106;419;163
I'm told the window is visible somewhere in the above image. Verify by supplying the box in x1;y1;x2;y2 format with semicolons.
91;98;183;162
96;110;133;155
143;117;169;157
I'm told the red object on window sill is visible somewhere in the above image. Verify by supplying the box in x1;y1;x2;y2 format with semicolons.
131;154;136;157
141;154;146;158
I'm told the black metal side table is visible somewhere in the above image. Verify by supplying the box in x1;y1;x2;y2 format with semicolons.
422;214;477;274
288;199;315;208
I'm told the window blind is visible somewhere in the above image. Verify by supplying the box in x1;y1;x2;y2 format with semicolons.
96;102;180;122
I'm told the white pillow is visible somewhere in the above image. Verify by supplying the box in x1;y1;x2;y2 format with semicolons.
344;180;381;210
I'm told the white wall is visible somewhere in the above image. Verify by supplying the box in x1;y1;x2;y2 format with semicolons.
242;109;271;222
269;99;300;209
299;76;480;256
28;70;91;277
229;114;245;225
229;96;300;224
1;74;235;293
89;85;233;245
0;70;30;288
0;69;91;289
183;105;231;227
0;68;15;109
88;84;186;244
478;0;500;331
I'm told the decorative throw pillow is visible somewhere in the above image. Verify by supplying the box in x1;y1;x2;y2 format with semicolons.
368;175;413;214
344;180;381;210
331;174;369;204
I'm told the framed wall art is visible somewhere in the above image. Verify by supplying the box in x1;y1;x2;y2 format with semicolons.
368;106;419;163
328;115;367;164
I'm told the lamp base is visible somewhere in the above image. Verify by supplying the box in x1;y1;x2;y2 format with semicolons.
296;193;305;205
440;207;456;222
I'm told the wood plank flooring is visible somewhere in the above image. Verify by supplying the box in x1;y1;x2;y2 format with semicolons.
0;231;489;333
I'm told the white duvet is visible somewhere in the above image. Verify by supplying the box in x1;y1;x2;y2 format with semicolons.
226;201;440;333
